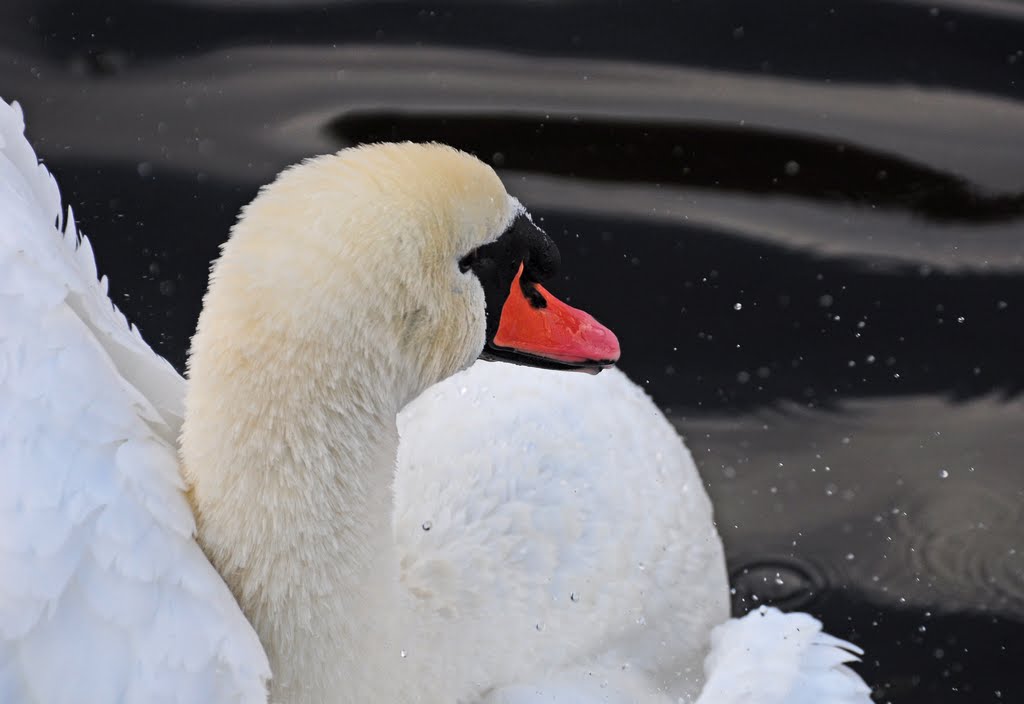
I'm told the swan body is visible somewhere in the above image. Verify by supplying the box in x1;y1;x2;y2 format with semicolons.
401;364;872;704
397;362;730;702
0;96;871;703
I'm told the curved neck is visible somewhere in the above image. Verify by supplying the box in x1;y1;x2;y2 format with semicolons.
182;327;410;702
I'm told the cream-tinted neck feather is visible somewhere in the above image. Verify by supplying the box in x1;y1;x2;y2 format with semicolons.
180;143;518;702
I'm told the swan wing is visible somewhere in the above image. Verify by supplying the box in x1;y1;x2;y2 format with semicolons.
695;606;872;704
0;98;269;703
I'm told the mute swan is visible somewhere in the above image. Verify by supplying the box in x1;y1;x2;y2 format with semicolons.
0;97;870;703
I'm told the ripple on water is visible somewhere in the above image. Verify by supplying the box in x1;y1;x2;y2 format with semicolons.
729;555;826;614
867;483;1024;617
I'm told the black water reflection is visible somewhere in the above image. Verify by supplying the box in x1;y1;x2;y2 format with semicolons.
539;211;1024;409
329;113;1024;222
3;0;1023;701
13;0;1024;101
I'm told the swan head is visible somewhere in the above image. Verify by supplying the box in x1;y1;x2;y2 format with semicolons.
192;142;618;408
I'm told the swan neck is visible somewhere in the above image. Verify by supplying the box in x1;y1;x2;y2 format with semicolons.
182;346;407;702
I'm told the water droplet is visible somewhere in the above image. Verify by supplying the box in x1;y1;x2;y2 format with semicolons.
733;302;743;311
784;160;800;176
939;469;949;479
535;623;544;632
400;649;407;658
846;552;855;561
570;592;580;602
421;521;432;531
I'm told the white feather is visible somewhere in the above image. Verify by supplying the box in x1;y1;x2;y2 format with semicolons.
695;607;872;704
0;97;270;703
402;366;872;704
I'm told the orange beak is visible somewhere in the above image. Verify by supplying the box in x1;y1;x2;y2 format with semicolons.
492;264;620;368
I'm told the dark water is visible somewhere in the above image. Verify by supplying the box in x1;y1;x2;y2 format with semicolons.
3;1;1023;700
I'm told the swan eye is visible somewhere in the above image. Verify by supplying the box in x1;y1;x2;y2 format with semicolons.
458;249;479;274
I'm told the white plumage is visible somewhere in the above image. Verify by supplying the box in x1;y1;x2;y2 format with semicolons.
402;365;872;704
696;607;871;704
398;362;730;702
0;96;871;703
0;100;269;703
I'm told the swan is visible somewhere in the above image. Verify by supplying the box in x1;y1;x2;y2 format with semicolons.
0;96;871;703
